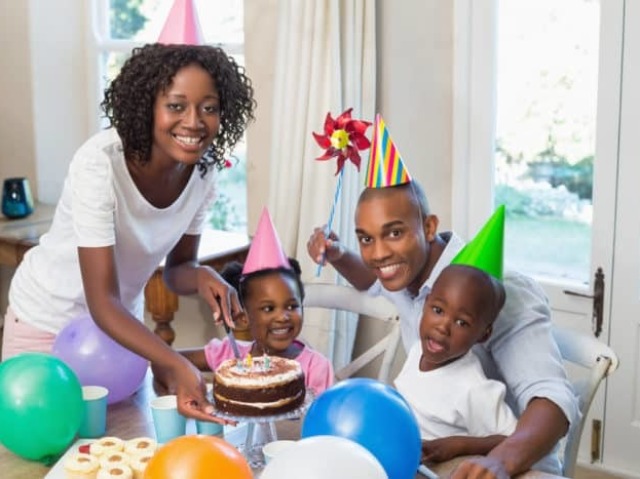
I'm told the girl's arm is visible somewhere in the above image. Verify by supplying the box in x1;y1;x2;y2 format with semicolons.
162;233;242;327
178;348;210;371
78;245;228;424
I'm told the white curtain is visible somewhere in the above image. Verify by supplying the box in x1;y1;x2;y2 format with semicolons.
264;0;376;367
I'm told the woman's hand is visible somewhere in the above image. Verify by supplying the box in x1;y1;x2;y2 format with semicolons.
196;265;242;329
155;356;236;426
306;226;344;266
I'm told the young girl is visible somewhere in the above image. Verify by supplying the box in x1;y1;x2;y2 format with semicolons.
2;43;255;423
177;210;334;396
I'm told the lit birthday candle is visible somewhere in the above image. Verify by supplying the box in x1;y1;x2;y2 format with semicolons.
246;353;253;369
235;358;244;371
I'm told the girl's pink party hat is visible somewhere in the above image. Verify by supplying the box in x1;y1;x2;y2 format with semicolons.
242;208;291;275
158;0;204;45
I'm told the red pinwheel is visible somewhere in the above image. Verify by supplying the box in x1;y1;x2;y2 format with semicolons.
312;108;372;174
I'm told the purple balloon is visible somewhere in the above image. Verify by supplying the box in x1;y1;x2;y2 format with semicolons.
52;315;148;404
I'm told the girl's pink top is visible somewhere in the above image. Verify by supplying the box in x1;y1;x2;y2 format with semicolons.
204;338;334;395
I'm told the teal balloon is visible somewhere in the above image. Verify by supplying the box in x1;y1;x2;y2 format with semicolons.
0;353;83;462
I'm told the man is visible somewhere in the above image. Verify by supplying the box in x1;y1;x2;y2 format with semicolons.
307;115;578;478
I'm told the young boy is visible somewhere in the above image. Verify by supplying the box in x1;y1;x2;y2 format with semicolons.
307;115;578;477
395;207;517;464
397;264;517;464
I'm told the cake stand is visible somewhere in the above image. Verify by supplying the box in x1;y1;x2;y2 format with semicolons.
213;390;314;468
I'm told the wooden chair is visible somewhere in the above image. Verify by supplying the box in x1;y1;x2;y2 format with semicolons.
303;283;401;384
552;325;619;477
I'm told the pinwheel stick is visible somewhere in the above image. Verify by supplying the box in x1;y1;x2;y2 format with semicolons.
316;168;345;277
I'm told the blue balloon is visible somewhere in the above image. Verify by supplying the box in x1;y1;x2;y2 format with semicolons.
302;378;421;479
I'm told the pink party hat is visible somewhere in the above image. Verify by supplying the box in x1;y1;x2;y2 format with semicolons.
242;208;291;275
365;114;412;188
158;0;204;45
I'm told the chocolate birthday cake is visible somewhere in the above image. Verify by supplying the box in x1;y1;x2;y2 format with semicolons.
213;355;305;416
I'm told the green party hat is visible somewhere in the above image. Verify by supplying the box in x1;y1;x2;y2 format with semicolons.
451;205;505;280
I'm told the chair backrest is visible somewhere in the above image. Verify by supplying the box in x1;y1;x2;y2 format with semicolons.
303;283;401;384
551;325;619;478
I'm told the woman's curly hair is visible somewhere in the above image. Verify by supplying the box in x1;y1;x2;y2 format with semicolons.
101;43;256;176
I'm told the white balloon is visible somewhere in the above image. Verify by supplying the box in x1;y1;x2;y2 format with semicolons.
260;435;388;479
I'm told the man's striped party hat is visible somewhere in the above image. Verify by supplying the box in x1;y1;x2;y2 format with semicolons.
364;114;412;188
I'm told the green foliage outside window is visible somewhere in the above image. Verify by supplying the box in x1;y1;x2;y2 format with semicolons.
209;153;247;232
496;131;593;220
110;0;148;39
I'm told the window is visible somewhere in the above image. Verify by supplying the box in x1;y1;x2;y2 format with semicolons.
494;0;598;282
91;0;247;233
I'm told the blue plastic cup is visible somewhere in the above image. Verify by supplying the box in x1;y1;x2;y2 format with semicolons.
78;386;109;438
150;395;186;443
196;419;224;437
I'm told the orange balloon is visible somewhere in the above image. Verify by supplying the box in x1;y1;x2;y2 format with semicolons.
144;435;252;479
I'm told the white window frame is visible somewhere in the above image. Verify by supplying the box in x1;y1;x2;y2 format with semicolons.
451;0;498;239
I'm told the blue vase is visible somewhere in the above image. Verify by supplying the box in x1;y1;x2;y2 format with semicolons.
2;177;34;219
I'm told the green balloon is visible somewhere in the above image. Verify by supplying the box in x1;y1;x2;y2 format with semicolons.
0;353;83;463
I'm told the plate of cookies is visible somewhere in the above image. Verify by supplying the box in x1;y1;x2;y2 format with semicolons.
45;436;157;479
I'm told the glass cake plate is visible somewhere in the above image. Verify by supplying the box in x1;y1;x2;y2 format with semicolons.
212;389;314;468
212;389;314;424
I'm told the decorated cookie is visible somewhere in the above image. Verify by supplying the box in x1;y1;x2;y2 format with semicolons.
96;464;133;479
124;437;157;457
129;452;154;479
89;437;124;457
98;451;131;470
63;452;100;479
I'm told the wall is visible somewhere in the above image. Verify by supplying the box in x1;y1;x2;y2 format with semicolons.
244;0;279;233
377;0;453;229
0;1;36;322
28;0;91;204
0;1;37;190
0;0;90;204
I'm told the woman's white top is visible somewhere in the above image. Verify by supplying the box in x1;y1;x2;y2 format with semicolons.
9;128;217;333
395;343;518;440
